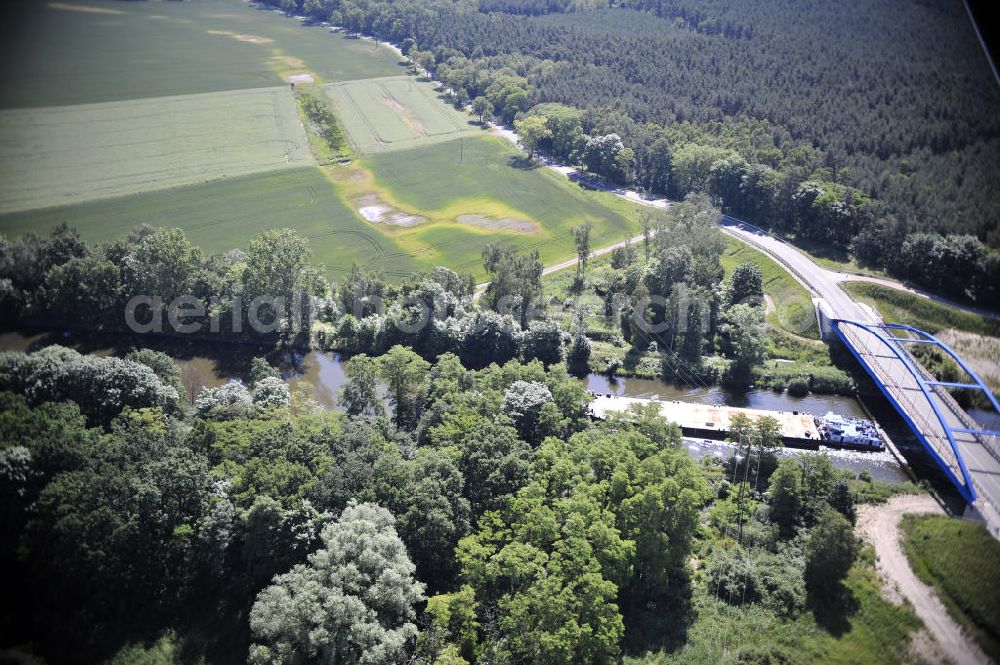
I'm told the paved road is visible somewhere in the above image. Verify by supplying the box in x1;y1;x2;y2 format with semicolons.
717;218;1000;323
493;125;996;322
837;273;1000;322
839;320;1000;515
500;167;1000;530
711;219;1000;531
475;230;647;293
488;128;1000;510
717;217;876;323
380;21;1000;535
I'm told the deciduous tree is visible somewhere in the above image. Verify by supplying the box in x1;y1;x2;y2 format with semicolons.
249;503;425;665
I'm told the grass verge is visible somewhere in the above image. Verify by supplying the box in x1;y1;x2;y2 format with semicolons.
627;561;922;665
843;282;1000;395
900;514;1000;661
842;282;1000;337
785;234;884;278
721;238;819;339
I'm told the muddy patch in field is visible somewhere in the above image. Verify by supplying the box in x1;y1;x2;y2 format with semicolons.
378;94;426;137
234;34;273;44
286;73;316;84
380;95;404;113
327;166;368;184
207;30;274;44
456;214;538;233
352;194;425;227
272;54;306;68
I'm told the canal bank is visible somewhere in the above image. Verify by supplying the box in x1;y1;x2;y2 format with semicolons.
1;329;875;417
0;328;913;483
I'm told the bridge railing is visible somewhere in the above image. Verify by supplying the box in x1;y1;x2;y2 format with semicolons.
833;320;980;502
882;323;1000;462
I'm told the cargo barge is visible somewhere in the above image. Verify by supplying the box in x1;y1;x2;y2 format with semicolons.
588;394;884;451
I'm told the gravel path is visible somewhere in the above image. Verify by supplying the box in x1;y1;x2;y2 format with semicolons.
858;495;991;665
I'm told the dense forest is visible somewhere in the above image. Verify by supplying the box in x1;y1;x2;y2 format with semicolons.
1;333;896;664
0;213;926;664
278;0;1000;306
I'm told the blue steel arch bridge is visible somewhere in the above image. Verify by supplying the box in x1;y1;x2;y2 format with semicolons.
717;217;1000;534
832;319;1000;532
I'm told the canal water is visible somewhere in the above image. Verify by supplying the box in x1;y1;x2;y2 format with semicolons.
0;330;350;410
8;328;990;485
584;374;911;482
0;330;868;418
585;374;867;418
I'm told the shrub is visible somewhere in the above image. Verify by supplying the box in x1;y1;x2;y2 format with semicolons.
787;376;809;396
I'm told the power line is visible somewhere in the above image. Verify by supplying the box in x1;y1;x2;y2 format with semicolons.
964;0;1000;88
711;447;744;602
739;445;766;609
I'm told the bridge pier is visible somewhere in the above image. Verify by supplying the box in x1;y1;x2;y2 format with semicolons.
814;298;836;342
966;499;1000;539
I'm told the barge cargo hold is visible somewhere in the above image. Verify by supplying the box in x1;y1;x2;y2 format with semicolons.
588;394;884;451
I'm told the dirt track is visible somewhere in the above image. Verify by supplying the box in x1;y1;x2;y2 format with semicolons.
858;495;991;664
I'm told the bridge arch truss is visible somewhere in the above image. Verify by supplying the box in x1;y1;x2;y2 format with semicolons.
833;320;1000;503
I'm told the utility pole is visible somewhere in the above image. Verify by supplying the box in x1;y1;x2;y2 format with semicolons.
734;432;753;547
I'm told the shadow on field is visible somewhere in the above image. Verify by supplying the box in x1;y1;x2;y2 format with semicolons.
508;155;541;170
809;583;859;637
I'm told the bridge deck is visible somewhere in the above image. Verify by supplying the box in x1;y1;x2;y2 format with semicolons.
836;321;1000;528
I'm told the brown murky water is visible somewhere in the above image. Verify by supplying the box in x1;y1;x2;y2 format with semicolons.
0;330;346;408
1;328;878;418
0;329;924;481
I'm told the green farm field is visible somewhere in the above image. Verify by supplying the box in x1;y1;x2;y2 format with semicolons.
0;167;419;279
345;136;641;273
0;136;642;280
326;76;481;153
0;0;644;281
0;87;311;214
0;0;402;108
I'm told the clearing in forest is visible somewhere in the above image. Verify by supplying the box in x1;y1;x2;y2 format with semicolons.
0;87;311;214
325;76;481;153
